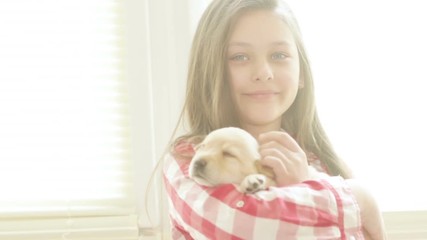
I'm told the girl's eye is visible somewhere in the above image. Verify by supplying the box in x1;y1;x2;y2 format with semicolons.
230;54;249;61
271;52;287;60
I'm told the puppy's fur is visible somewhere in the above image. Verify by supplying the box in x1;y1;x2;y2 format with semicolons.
189;127;324;193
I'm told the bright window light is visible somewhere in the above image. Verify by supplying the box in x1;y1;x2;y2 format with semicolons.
0;0;134;218
288;0;427;211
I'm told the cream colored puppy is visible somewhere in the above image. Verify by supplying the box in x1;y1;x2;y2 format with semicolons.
189;127;324;193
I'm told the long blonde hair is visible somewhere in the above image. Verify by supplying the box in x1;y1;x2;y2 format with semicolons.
173;0;352;178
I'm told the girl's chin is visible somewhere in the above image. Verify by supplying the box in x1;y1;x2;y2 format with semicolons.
241;115;282;128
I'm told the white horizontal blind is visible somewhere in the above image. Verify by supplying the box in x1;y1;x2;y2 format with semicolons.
0;0;137;239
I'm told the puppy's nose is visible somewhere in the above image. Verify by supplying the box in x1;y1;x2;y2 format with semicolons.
194;159;207;171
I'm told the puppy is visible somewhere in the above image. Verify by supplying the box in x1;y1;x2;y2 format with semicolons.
189;127;324;193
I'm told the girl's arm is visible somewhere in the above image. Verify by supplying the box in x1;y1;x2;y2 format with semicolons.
346;179;387;240
163;154;363;240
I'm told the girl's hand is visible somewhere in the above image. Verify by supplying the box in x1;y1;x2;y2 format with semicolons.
258;131;309;186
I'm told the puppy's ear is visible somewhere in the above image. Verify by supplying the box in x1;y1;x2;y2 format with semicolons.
254;161;275;179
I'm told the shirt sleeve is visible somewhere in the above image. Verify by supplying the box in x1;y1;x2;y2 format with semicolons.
163;150;363;240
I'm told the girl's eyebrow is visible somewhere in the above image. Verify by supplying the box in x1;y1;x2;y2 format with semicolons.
228;42;252;47
228;41;292;47
271;41;292;47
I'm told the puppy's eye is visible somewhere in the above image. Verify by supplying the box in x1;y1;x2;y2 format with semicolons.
223;151;235;158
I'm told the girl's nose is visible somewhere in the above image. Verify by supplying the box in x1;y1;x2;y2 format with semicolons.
253;60;273;82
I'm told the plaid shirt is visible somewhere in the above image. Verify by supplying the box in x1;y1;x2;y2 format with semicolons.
163;142;363;240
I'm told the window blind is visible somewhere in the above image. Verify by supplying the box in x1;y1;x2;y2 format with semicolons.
0;1;138;239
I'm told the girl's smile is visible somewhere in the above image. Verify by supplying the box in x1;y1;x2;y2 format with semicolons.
243;90;280;100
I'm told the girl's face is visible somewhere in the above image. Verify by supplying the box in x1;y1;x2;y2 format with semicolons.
227;10;301;134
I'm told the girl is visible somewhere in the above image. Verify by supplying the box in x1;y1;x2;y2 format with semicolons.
163;0;386;239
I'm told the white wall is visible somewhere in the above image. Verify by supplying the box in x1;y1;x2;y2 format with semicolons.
123;0;204;236
287;0;427;212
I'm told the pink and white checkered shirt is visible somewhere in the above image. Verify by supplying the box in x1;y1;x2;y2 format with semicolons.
163;142;363;240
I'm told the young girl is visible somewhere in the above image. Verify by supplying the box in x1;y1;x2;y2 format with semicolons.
163;0;386;239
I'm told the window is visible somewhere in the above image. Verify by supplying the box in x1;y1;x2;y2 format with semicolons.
0;1;138;238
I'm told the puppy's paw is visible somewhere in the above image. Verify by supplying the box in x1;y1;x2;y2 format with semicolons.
240;174;267;194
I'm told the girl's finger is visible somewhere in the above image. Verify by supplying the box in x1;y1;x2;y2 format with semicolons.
259;155;285;170
258;131;303;153
259;156;289;182
259;140;293;158
259;147;291;165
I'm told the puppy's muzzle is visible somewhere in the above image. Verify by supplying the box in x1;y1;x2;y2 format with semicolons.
193;159;207;173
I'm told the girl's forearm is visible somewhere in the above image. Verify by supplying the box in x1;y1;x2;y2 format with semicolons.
346;179;387;240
